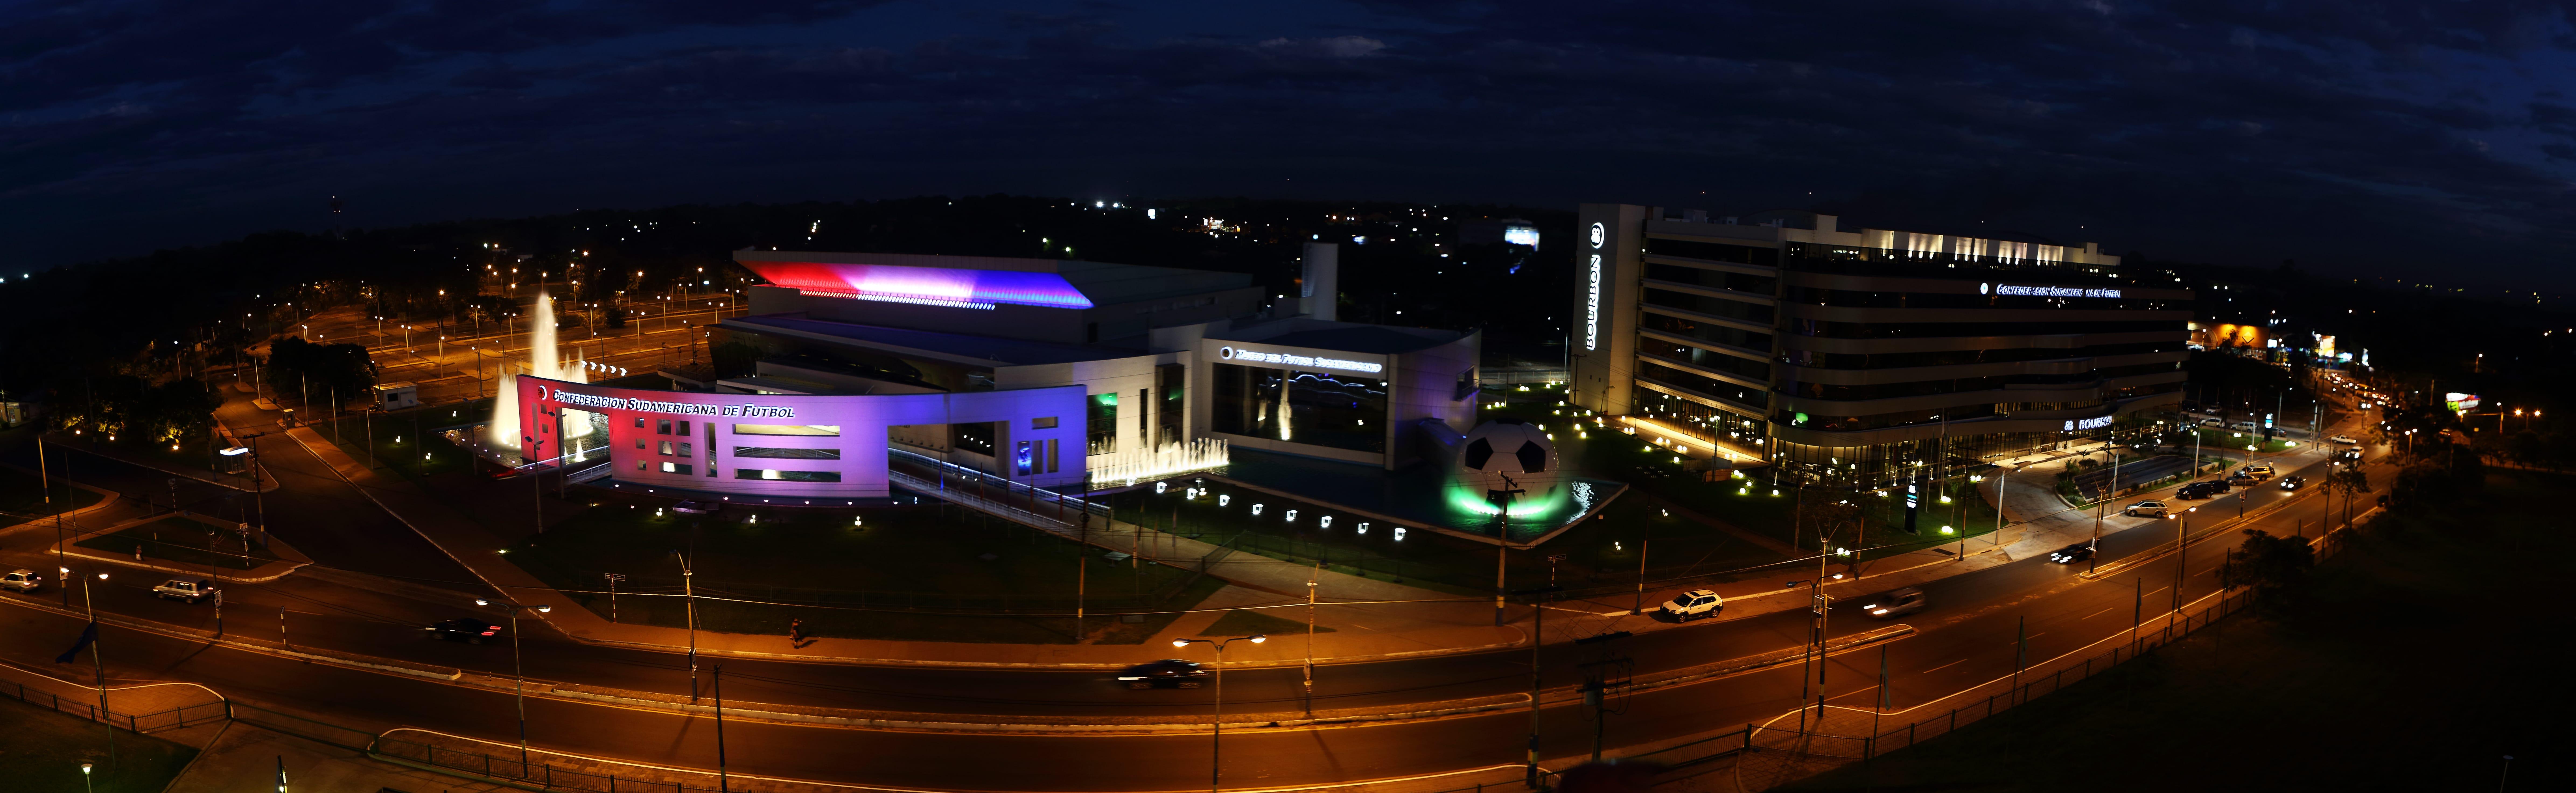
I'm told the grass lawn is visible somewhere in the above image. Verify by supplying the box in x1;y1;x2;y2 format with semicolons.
1107;485;1791;598
75;515;280;570
315;401;493;480
0;466;105;520
1781;471;2576;792
506;494;1221;644
0;695;198;793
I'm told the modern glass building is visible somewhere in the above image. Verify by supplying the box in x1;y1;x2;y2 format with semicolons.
1569;204;2191;488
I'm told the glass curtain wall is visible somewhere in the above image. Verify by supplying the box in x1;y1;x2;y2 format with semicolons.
1212;362;1388;453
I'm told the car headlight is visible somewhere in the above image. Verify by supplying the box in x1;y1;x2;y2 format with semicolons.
1872;608;1890;615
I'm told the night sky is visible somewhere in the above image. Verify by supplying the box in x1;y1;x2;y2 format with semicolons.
8;1;2572;286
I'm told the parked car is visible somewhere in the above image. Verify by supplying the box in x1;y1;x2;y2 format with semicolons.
673;500;723;514
2328;435;2359;444
2177;481;2231;500
1662;589;1725;621
2124;500;2169;518
1847;588;1928;619
2048;542;2097;564
1117;659;1208;689
0;569;40;593
2199;418;2223;427
425;617;500;644
2232;421;2259;432
2241;463;2275;479
2226;471;2260;486
152;578;215;603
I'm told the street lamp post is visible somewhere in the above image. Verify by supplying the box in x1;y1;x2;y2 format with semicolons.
1172;634;1266;793
672;549;700;700
77;570;114;764
474;598;552;768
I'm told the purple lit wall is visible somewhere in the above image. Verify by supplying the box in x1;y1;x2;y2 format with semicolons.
736;260;1095;309
516;376;1088;498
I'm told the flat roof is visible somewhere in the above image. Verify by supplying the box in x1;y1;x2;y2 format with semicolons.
723;315;1144;366
1208;320;1469;355
735;250;1255;308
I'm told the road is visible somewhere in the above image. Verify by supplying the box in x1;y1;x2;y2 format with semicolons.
0;398;2389;790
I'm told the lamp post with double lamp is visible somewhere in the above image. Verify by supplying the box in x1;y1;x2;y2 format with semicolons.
2166;507;2195;617
671;549;700;700
1171;634;1266;793
474;598;552;767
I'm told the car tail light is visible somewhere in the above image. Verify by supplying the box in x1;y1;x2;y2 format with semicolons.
482;629;498;635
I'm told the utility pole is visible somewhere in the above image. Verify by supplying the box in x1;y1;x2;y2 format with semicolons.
1304;560;1319;712
1514;579;1562;788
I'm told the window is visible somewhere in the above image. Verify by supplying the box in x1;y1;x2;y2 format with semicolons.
953;421;996;454
656;419;672;435
677;420;691;435
1211;362;1387;453
634;417;646;429
1157;363;1186;448
734;469;841;482
676;443;693;457
635;439;646;450
733;424;841;436
1032;416;1059;429
1088;392;1118;454
733;447;841;459
661;462;693;474
636;460;646;471
658;440;674;455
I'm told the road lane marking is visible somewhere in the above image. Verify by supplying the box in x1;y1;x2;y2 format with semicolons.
1923;658;1968;673
2081;606;2116;620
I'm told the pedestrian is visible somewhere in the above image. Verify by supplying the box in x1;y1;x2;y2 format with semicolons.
789;617;806;647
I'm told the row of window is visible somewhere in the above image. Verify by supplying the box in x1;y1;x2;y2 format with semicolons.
1635;362;1769;412
1785;287;2185;312
631;460;841;482
1782;362;2175;403
639;417;846;437
1637;342;1770;383
1644;263;1778;295
1644;237;1781;267
1783;341;2182;370
1641;310;1773;352
1791;319;2180;339
1643;288;1775;326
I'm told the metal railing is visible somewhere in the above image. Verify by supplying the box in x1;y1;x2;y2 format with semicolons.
0;681;230;735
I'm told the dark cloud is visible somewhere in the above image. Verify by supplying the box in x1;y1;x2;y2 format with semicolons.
4;1;2574;287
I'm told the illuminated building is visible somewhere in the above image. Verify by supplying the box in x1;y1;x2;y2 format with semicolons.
1567;205;2192;487
512;249;1482;499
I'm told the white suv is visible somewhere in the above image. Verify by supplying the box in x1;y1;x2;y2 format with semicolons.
2124;500;2169;518
0;569;40;593
153;578;215;603
1662;590;1725;621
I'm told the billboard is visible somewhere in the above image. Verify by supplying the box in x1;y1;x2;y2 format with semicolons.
2446;392;2481;412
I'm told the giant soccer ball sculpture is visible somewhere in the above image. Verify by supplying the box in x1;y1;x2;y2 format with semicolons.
1450;419;1566;516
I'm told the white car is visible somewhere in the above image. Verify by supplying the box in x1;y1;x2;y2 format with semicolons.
2124;500;2169;518
1662;589;1725;621
0;569;40;593
153;578;216;603
2328;435;2358;444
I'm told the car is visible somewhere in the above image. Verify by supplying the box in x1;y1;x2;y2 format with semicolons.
1662;589;1725;621
425;617;500;644
0;569;41;593
2337;449;2364;462
2124;500;2169;518
152;578;215;603
2047;542;2097;564
2177;481;2231;500
2241;463;2275;479
1117;659;1208;689
1847;588;1927;619
673;500;723;514
2199;418;2223;427
2226;472;2260;486
2277;475;2308;490
2329;435;2358;444
2232;421;2258;432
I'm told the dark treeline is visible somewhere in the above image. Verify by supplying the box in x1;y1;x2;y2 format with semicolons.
0;195;1572;406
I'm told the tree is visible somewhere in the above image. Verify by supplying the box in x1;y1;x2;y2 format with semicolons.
2324;467;2370;529
2220;529;2314;594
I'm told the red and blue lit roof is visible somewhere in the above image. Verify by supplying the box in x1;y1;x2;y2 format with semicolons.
738;260;1095;310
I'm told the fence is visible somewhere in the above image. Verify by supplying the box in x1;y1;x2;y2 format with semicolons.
0;680;230;735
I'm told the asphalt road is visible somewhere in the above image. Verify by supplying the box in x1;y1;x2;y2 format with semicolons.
0;409;2387;791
